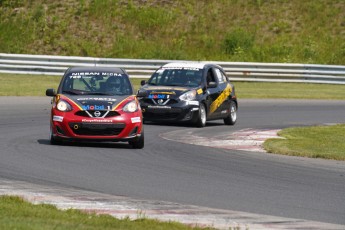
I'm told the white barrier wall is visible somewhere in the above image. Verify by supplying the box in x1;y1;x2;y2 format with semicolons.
1;53;345;84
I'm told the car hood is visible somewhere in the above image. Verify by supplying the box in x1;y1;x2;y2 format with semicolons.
61;94;131;110
140;85;198;98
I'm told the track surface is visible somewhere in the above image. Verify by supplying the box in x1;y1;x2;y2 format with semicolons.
0;97;344;225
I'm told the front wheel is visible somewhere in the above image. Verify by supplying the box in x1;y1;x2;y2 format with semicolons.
195;103;207;128
50;125;61;145
129;132;144;149
224;101;237;125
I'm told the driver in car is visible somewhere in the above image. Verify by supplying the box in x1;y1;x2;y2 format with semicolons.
105;76;122;94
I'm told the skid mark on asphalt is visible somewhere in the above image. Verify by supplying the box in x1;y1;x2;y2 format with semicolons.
160;128;282;152
1;179;344;230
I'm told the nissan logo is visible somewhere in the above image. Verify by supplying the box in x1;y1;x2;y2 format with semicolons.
94;111;101;117
157;99;164;105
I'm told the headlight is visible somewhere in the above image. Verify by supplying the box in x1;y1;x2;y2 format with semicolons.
56;100;72;112
123;101;138;113
179;90;197;101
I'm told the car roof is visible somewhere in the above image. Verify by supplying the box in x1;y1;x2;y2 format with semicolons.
66;66;126;74
161;62;208;69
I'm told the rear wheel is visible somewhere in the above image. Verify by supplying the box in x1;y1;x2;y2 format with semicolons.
195;103;206;128
130;132;144;149
224;101;237;125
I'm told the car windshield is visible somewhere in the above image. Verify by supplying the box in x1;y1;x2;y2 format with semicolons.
148;68;203;87
61;72;133;95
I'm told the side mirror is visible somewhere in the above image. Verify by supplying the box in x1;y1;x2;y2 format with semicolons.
207;81;217;88
137;90;147;97
140;80;147;86
46;89;56;97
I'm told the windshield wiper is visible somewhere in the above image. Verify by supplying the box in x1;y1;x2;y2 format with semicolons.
165;84;183;86
62;90;81;95
83;92;114;96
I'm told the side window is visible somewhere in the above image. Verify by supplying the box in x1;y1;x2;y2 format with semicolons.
221;71;229;82
149;73;160;85
215;68;226;83
206;68;217;85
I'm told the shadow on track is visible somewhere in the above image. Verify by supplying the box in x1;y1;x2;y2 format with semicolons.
37;139;134;149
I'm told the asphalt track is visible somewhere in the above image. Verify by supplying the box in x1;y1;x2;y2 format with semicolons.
0;97;345;226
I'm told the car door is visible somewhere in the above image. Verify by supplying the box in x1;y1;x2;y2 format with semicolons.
209;67;232;119
204;67;222;119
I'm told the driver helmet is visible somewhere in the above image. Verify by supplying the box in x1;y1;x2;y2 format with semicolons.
106;76;122;93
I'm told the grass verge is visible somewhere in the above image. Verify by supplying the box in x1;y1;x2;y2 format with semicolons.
0;196;212;230
1;73;345;99
263;124;345;161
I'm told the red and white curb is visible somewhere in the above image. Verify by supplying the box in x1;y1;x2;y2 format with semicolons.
160;128;282;152
1;179;344;230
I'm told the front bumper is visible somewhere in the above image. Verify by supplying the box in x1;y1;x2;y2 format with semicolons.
51;110;142;142
140;100;200;122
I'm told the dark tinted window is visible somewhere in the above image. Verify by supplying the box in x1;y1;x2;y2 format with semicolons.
148;68;203;87
61;72;133;95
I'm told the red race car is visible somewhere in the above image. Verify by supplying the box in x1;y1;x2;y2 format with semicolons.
46;66;144;149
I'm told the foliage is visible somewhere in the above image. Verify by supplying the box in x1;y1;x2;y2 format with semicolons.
0;0;344;64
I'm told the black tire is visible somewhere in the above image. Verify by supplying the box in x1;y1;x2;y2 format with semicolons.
224;101;237;125
195;103;207;128
50;125;61;145
130;132;144;149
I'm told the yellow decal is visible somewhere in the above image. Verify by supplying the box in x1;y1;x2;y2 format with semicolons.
209;84;232;114
113;96;133;111
150;91;176;95
197;88;203;95
58;94;83;110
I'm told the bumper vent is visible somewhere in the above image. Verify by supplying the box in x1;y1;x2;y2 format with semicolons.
69;122;125;136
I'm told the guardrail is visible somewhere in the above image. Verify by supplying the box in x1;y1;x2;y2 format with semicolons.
1;53;345;84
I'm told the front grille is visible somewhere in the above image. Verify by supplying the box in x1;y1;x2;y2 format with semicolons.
75;110;120;118
142;98;178;105
69;122;125;136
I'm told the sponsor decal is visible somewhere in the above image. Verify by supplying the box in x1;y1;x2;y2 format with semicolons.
150;91;176;95
197;88;203;95
53;115;63;122
148;94;167;99
187;101;199;106
70;72;122;77
77;98;117;102
148;105;171;109
144;86;189;91
209;84;232;114
82;119;113;123
82;105;105;110
162;67;201;71
131;117;141;123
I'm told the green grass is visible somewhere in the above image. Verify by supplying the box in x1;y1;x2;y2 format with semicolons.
0;196;212;230
263;124;345;161
1;73;345;99
236;82;345;99
0;74;61;96
0;0;344;64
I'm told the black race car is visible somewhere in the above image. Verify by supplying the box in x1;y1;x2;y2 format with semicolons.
137;62;238;127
